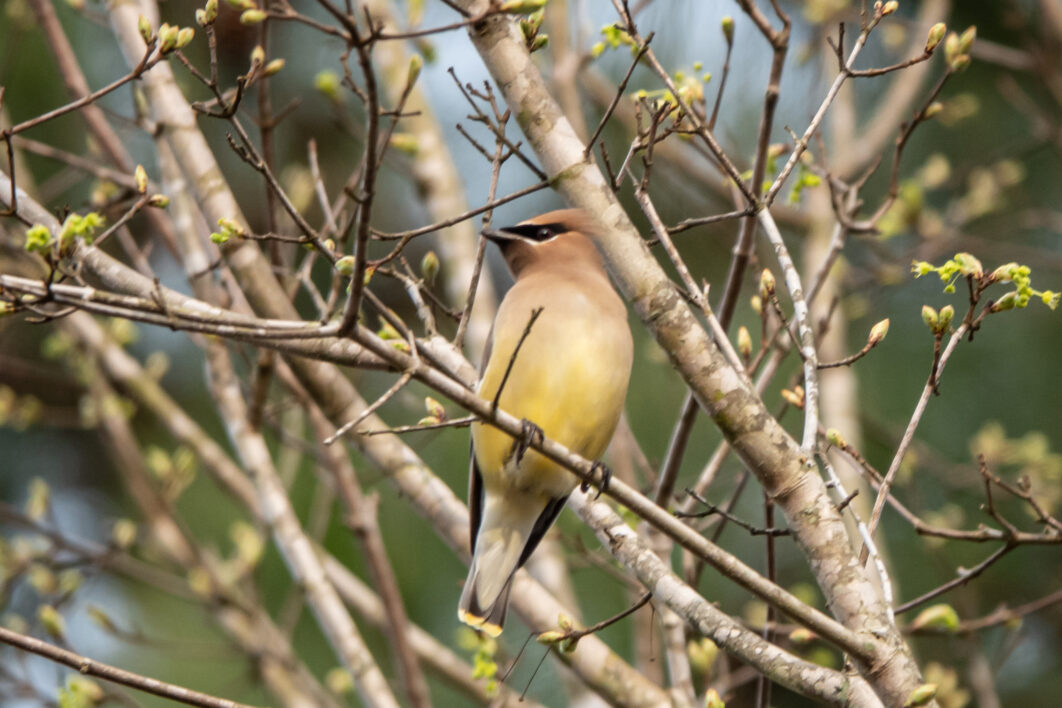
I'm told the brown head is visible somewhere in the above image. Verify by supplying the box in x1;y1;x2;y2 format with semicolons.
482;209;607;279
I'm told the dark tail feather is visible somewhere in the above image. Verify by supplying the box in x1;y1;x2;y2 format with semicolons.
458;568;514;638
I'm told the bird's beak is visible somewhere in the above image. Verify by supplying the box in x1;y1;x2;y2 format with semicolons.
481;227;517;243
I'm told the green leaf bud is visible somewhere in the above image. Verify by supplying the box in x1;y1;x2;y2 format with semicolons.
315;70;341;101
949;54;971;73
937;304;954;330
868;318;890;345
826;428;846;448
759;268;776;297
217;217;244;238
24;224;54;254
209;231;229;244
903;683;938;706
134;164;148;194
263;58;285;77
240;9;267;24
158;24;179;53
250;44;266;67
148;194;170;208
529;34;549;52
721;16;734;45
389;133;419;155
407;54;422;87
944;32;961;65
736;326;752;359
958;26;976;54
881;1;898;17
420;250;439;284
201;0;219;24
176;27;195;50
500;0;548;14
922;102;943;120
921;305;938;330
112;518;138;549
138;15;153;44
38;604;66;640
908;603;959;632
1041;291;1060;310
925;22;946;53
335;256;355;276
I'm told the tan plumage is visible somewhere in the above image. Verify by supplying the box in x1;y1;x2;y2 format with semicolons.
458;209;633;637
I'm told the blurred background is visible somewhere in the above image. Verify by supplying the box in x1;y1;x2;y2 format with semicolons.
1;0;1060;705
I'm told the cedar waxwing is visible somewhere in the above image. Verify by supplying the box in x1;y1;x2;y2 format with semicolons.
458;209;633;637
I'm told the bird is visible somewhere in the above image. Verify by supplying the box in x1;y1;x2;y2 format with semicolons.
458;208;633;637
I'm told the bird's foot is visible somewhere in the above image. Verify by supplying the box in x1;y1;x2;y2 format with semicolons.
581;461;612;500
514;419;544;464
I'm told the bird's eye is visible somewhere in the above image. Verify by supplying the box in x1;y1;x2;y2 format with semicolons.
536;227;552;240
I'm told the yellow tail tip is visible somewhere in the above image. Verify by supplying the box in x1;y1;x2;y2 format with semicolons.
458;609;503;638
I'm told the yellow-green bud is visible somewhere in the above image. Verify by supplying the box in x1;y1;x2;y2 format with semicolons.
789;627;815;644
903;683;938;707
217;217;244;237
949;54;971;73
315;70;341;101
925;22;946;53
38;604;66;640
420;250;439;284
24;224;53;254
736;325;752;359
263;58;285;77
240;9;267;24
923;102;943;120
407;54;422;87
721;16;734;45
148;194;170;208
424;397;446;421
881;1;898;16
989;262;1018;282
335;256;356;276
176;27;195;50
937;304;954;330
529;34;549;52
991;291;1017;312
868;318;890;345
134;164;148;194
225;0;255;8
705;688;725;708
825;428;846;448
196;9;208;27
536;630;566;645
954;252;983;277
944;32;961;65
326;668;354;695
138;15;153;44
250;44;266;67
159;24;179;53
500;0;548;14
781;387;804;409
908;603;959;632
921;305;938;329
202;0;219;24
750;294;762;315
759;268;776;297
209;231;229;244
389;133;419;156
958;26;976;54
112;518;138;549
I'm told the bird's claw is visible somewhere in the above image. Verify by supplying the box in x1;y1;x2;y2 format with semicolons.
581;461;612;500
514;419;544;464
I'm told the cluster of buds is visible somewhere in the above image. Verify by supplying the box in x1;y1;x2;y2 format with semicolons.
518;7;548;53
140;16;195;53
921;304;954;334
195;0;218;26
210;217;245;244
873;1;899;18
943;25;976;73
133;165;171;207
223;0;267;24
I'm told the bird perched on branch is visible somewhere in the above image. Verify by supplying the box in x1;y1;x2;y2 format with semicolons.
458;209;633;637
